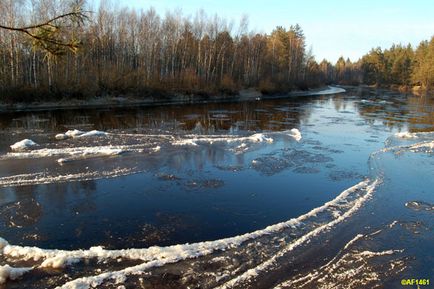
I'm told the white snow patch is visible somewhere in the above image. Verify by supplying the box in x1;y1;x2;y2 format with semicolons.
2;145;138;161
247;133;273;143
378;100;392;104
172;139;198;146
65;129;85;137
0;265;32;284
10;139;37;151
0;168;135;188
395;132;418;139
286;128;302;142
151;146;161;152
172;129;302;147
331;210;341;218
57;158;69;164
114;274;127;284
172;132;273;147
215;273;230;282
409;141;434;151
232;143;249;154
55;134;68;140
55;129;107;140
388;220;399;228
76;130;108;138
211;256;229;262
343;234;364;250
357;249;403;257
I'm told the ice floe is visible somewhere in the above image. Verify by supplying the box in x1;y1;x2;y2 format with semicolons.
246;133;273;143
151;146;161;152
170;131;303;147
65;129;85;137
383;131;434;154
10;139;38;151
172;133;273;146
395;131;418;139
0;265;32;284
408;141;434;152
0;168;135;188
2;145;141;161
405;200;434;212
55;133;69;140
55;129;107;140
286;128;302;142
77;130;108;138
56;147;124;163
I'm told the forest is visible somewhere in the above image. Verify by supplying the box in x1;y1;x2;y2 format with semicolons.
0;0;433;103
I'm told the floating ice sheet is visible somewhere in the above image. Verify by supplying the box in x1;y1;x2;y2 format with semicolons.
10;139;38;151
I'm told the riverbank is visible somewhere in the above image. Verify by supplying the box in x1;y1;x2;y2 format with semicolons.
0;86;344;112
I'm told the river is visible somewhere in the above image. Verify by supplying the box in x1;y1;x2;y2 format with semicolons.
0;86;433;288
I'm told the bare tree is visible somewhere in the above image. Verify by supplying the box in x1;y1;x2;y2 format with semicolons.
1;1;352;102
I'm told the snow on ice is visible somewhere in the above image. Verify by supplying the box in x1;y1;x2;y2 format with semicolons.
10;139;37;151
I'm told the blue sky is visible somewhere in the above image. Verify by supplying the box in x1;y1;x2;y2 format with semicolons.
97;0;434;63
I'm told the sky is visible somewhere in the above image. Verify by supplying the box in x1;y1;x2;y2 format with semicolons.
98;0;434;63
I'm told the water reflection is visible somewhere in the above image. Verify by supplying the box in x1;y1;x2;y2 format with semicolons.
0;98;317;134
1;90;431;137
0;87;433;250
354;88;434;132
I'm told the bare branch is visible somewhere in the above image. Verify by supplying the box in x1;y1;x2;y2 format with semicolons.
0;8;89;55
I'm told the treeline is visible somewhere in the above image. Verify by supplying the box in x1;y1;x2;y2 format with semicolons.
330;38;434;89
0;0;332;102
1;1;433;103
363;39;434;88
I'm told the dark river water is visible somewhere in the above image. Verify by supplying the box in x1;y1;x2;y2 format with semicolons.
0;86;433;289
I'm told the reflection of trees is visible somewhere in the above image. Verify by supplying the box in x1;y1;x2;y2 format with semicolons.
355;89;434;132
39;179;97;214
173;99;313;132
0;112;54;131
162;146;228;172
0;97;318;133
332;95;348;112
406;95;434;132
357;93;434;132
